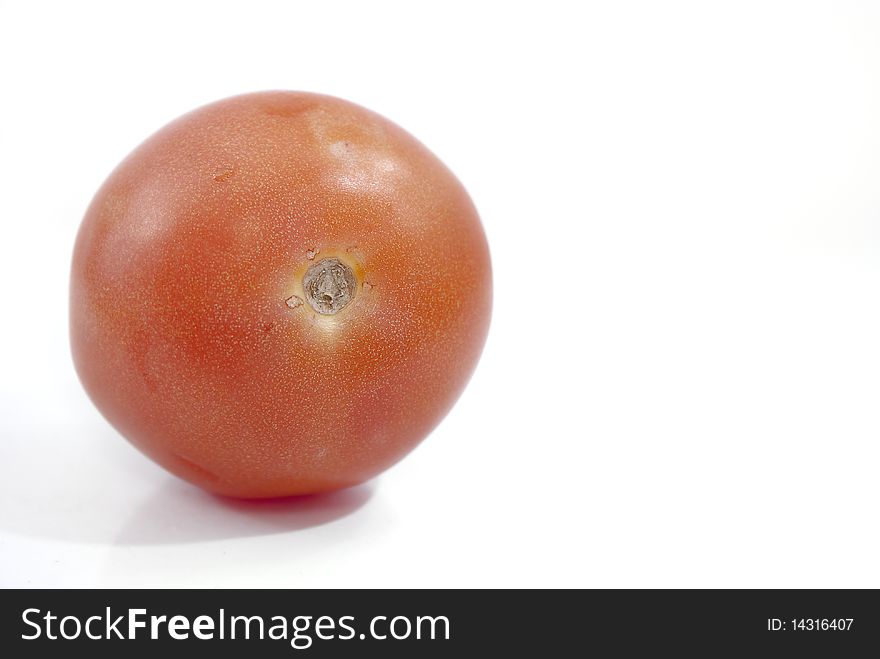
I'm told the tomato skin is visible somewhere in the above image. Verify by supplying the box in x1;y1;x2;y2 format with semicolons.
70;92;491;498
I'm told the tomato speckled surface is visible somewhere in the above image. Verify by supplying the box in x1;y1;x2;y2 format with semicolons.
70;91;492;498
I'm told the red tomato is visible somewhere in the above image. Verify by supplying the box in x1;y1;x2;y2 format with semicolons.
70;92;491;498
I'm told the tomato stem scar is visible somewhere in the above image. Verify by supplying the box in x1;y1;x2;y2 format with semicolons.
302;257;357;315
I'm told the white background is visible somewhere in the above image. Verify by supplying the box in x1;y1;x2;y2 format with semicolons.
2;0;880;588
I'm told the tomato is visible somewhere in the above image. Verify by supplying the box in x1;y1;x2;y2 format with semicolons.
70;92;491;498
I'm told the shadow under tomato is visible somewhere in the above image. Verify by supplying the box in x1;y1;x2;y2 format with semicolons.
113;479;375;546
